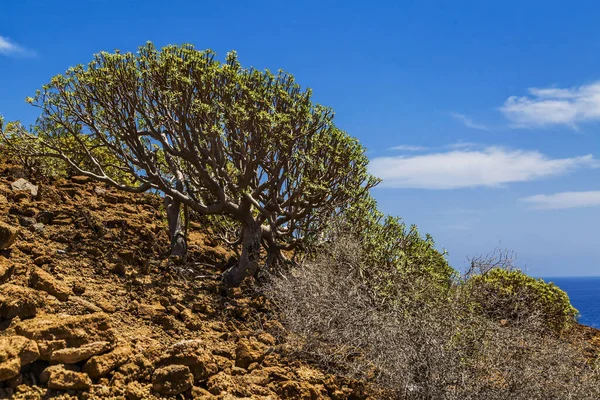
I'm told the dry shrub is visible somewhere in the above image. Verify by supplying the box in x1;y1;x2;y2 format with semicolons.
264;236;600;399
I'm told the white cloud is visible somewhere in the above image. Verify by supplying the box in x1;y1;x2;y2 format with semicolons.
521;191;600;209
450;112;489;131
500;82;600;127
369;147;596;189
390;145;429;151
446;142;480;150
0;36;33;57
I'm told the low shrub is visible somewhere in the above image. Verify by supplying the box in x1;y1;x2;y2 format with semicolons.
264;236;599;399
467;268;578;333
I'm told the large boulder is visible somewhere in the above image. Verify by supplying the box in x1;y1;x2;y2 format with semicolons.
0;284;44;320
152;365;193;396
0;336;39;381
156;340;218;381
0;222;18;250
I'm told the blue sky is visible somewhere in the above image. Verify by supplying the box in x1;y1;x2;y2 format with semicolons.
2;0;600;276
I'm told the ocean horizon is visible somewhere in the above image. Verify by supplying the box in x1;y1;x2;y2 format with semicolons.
542;276;600;329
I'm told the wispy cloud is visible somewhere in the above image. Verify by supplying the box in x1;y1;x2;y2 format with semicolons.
0;35;34;57
446;141;480;150
390;145;429;152
450;112;490;131
521;191;600;209
370;147;596;189
500;82;600;128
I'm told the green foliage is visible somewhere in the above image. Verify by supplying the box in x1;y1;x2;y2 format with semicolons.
318;194;456;305
10;42;377;278
467;268;578;333
0;116;133;182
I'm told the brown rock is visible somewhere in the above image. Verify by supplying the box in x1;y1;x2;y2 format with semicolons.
180;308;203;331
15;312;115;358
206;372;238;395
157;340;218;381
83;345;131;379
39;364;78;384
0;358;20;383
0;221;18;250
191;386;214;399
96;299;116;313
70;176;90;185
72;283;85;295
44;364;92;390
118;354;153;381
151;313;178;331
152;365;193;396
0;284;44;319
0;257;14;284
235;339;267;369
33;255;52;266
0;336;39;381
137;302;166;317
69;296;102;313
50;341;112;364
125;381;152;400
37;340;67;360
30;267;72;301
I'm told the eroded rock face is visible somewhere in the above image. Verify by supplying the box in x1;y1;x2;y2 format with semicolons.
0;336;39;381
30;267;72;301
14;312;116;360
156;339;218;381
0;284;44;320
152;364;193;396
0;222;18;250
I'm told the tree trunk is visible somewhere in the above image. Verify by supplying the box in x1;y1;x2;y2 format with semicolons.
164;193;187;259
222;220;262;286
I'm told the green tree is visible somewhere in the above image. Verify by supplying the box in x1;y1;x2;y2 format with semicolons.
12;42;377;285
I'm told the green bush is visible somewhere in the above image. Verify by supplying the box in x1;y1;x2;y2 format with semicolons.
467;268;578;333
313;194;456;306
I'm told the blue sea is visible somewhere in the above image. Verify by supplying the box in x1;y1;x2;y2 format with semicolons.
543;277;600;328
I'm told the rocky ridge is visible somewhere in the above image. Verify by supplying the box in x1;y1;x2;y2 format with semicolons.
0;161;371;400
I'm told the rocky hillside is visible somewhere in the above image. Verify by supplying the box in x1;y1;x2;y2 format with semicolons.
0;161;370;399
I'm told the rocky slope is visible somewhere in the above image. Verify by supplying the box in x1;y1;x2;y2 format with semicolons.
0;162;370;399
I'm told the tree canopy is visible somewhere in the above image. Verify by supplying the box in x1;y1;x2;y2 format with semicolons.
11;42;378;285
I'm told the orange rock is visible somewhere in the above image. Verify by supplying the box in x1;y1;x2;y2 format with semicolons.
152;365;193;396
83;345;132;379
0;221;18;250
